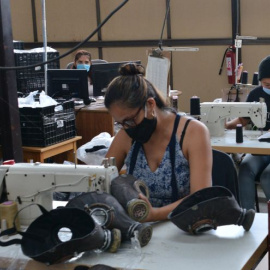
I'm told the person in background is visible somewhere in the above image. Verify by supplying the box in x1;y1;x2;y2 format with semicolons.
104;63;212;222
226;55;270;210
71;50;93;96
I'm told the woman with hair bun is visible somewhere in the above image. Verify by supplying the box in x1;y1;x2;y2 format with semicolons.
104;62;212;222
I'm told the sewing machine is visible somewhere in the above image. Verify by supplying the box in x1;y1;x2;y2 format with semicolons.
0;161;118;225
200;102;267;136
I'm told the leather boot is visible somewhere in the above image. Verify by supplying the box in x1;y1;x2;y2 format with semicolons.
110;174;150;222
66;191;153;247
168;186;255;235
0;205;121;264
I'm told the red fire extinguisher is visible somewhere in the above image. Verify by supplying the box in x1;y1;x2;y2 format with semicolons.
219;46;236;84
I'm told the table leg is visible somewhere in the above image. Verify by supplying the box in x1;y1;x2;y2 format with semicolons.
66;141;77;164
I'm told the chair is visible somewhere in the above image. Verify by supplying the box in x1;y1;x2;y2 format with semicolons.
255;182;260;212
92;59;108;64
254;172;262;212
212;149;240;205
66;59;108;69
267;201;270;269
66;62;74;69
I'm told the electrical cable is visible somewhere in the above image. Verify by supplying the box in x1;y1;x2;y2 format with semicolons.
158;0;171;50
0;0;129;70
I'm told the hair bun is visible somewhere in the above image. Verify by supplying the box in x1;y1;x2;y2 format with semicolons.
119;62;145;76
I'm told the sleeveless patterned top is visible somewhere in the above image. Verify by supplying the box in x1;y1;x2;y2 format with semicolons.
125;114;191;207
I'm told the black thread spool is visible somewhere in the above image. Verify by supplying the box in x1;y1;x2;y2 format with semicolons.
236;124;243;143
241;71;248;84
171;95;178;111
252;72;259;85
190;96;200;116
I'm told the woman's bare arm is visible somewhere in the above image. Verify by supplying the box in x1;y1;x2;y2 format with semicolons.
140;119;213;222
105;129;132;172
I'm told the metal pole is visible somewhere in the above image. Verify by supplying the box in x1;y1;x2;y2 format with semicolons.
41;0;47;94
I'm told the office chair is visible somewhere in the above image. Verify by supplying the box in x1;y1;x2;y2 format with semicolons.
267;201;270;269
66;62;74;69
212;149;240;205
254;172;262;212
92;59;108;64
66;59;108;69
254;182;260;212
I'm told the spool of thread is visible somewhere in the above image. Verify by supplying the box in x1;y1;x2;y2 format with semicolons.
252;72;259;85
171;95;178;111
236;124;243;143
1;219;7;230
109;157;116;166
190;96;200;115
241;71;248;84
1;219;8;239
0;201;20;231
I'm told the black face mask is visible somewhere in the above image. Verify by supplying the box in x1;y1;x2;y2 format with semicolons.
125;116;157;144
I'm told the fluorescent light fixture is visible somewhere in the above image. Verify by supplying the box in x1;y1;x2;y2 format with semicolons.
161;47;199;52
236;35;257;40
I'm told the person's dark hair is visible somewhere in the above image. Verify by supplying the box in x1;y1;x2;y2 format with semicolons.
73;50;92;64
72;50;92;82
104;62;171;110
258;55;270;81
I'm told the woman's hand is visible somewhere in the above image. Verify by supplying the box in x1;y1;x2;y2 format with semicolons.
138;193;184;222
138;193;158;222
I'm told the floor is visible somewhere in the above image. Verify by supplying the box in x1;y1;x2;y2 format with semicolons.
256;255;268;270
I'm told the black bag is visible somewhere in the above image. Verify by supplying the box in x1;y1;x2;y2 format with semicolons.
0;204;120;264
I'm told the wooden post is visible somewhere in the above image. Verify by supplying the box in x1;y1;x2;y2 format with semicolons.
0;0;23;162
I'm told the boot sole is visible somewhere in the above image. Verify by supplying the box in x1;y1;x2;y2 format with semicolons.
127;199;149;222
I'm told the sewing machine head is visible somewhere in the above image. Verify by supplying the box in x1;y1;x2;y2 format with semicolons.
0;162;119;225
200;102;267;136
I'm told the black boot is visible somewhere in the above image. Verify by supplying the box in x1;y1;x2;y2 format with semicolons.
110;174;150;222
66;191;153;247
168;186;255;234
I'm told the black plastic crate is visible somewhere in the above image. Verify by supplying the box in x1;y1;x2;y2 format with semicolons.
20;101;76;147
15;51;60;78
13;40;24;50
17;76;45;94
14;50;60;94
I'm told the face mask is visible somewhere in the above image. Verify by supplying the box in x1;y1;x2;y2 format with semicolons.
263;87;270;95
77;64;90;72
125;106;157;144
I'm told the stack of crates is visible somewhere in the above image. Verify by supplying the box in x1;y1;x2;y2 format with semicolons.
13;40;24;50
14;47;60;95
19;101;76;147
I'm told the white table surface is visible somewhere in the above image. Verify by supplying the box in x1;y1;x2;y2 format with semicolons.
211;130;270;154
1;213;266;270
79;213;268;270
